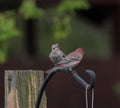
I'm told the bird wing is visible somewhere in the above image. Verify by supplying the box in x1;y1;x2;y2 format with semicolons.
56;56;79;65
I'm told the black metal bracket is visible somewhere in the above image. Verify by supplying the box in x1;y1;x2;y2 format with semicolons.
35;68;96;108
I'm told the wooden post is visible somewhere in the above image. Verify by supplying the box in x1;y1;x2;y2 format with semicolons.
5;70;47;108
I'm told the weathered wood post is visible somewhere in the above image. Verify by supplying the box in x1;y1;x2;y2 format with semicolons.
5;70;47;108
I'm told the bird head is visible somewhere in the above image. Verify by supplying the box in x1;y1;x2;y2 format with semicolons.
75;48;85;55
51;43;59;51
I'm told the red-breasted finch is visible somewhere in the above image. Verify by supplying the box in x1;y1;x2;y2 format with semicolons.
46;48;84;74
56;48;85;69
49;43;65;65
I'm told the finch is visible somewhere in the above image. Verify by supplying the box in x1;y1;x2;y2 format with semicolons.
46;48;85;74
56;48;85;69
49;43;66;65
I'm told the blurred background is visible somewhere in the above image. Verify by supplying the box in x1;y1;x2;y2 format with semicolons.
0;0;120;108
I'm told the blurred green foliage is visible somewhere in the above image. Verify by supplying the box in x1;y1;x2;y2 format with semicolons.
57;0;89;14
0;43;8;63
19;0;44;20
0;0;90;63
0;0;112;63
37;12;111;58
0;11;20;63
0;0;44;63
113;82;120;97
0;11;20;41
53;0;90;41
53;15;71;40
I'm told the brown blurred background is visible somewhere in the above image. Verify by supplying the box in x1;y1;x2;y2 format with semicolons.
0;0;120;108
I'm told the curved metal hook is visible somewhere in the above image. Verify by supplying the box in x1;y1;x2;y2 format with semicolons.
85;69;96;89
65;69;96;90
35;68;96;108
35;70;58;108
